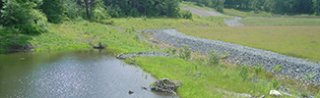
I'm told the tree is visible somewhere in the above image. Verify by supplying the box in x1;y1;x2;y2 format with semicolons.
1;0;48;34
40;0;64;23
0;0;4;24
64;0;82;19
77;0;97;19
104;0;181;17
313;0;320;15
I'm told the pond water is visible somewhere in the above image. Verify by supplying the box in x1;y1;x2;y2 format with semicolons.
0;51;176;98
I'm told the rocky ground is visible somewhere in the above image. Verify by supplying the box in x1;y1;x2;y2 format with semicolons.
144;29;320;86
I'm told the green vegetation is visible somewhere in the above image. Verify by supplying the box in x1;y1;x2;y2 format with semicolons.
31;21;154;53
1;0;320;97
131;56;314;97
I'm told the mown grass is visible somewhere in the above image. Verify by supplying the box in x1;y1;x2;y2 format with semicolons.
110;17;320;61
244;17;320;26
181;26;320;61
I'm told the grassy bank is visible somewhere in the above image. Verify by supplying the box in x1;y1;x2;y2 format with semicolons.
130;56;318;97
11;21;153;54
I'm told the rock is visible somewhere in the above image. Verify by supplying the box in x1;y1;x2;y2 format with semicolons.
117;52;170;59
269;90;281;97
141;87;148;90
259;95;265;98
92;42;106;49
150;78;181;95
238;93;252;97
128;90;134;95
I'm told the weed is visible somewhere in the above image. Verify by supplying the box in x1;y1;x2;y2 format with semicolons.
273;65;283;73
165;48;177;55
253;65;264;76
240;66;249;81
179;46;192;60
305;72;317;80
316;91;320;98
272;79;281;89
208;51;220;66
125;58;137;65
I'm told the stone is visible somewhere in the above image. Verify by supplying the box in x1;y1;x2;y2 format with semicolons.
150;78;181;95
128;90;134;95
269;90;281;97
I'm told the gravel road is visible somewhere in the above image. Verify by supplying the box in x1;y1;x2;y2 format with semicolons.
182;6;223;17
145;29;320;86
182;6;244;27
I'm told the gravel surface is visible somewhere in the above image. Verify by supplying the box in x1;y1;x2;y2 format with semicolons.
145;29;320;86
182;6;222;17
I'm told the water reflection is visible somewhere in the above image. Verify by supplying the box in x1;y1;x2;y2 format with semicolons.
0;51;177;98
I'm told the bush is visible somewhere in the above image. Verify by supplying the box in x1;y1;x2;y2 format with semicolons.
92;1;110;21
179;46;192;60
179;10;193;19
208;51;220;65
40;0;64;23
64;0;82;19
239;66;249;81
1;0;48;34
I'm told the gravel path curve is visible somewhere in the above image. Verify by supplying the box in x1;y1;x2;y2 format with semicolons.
182;6;244;27
182;6;223;17
145;29;320;86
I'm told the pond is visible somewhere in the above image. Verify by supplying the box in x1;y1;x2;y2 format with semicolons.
0;51;176;98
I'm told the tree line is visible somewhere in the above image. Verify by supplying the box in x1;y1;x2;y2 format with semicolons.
1;0;320;34
225;0;320;15
186;0;320;15
0;0;184;34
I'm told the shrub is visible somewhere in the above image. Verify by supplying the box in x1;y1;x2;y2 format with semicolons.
179;46;192;60
92;0;110;21
64;0;82;19
239;66;249;81
208;51;220;65
272;64;283;73
1;0;48;34
40;0;64;23
179;10;193;19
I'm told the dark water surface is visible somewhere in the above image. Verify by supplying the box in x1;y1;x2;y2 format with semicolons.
0;51;175;98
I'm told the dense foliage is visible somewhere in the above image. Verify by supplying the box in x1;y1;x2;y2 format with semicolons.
40;0;64;23
104;0;181;17
184;0;225;12
0;0;48;34
224;0;320;15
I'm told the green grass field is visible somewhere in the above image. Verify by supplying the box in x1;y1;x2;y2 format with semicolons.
110;16;320;61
